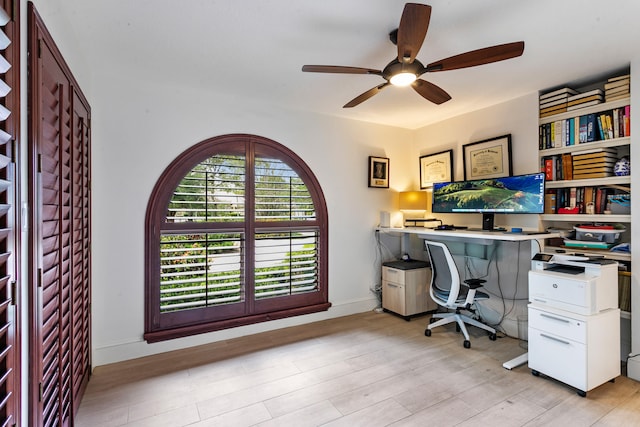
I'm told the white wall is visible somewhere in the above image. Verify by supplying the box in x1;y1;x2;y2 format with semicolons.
86;72;414;365
412;92;542;231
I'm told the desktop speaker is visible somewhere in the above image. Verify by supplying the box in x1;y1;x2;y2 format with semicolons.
380;211;390;228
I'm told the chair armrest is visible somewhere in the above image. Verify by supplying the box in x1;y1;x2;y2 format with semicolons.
464;278;486;289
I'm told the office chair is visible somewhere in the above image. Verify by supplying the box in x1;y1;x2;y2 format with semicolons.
423;240;497;348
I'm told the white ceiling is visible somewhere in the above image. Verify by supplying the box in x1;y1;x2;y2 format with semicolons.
60;0;639;129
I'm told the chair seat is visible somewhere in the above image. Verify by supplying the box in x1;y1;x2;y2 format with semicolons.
433;287;489;305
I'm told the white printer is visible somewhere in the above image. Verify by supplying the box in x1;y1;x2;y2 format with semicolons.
529;254;618;315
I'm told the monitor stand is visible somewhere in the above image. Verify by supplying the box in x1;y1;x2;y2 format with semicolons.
482;213;495;231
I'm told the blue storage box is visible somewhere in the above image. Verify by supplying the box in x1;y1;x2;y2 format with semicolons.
607;194;630;214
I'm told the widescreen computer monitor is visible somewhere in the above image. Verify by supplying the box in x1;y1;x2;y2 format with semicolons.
432;172;545;230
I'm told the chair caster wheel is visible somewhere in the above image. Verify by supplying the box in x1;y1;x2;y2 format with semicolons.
429;317;436;324
463;340;471;349
531;370;540;377
456;324;461;333
425;329;431;337
489;333;497;341
577;390;586;397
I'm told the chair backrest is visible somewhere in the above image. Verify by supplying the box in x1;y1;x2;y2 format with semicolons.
424;240;461;308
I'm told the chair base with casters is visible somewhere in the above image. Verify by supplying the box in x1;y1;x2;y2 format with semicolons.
425;308;497;349
423;240;497;349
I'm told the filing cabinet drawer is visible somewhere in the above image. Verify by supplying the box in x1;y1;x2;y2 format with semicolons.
528;306;586;344
528;327;587;390
382;267;406;285
382;281;406;315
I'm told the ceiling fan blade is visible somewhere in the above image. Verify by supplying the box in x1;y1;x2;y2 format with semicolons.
397;3;431;64
426;41;525;72
343;83;390;108
302;65;382;75
412;79;451;105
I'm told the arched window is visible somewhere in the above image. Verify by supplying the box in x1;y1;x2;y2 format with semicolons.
144;134;330;342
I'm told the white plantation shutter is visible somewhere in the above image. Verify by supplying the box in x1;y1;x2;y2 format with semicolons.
0;1;17;425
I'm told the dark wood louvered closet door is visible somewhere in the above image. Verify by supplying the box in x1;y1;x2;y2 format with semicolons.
0;1;19;426
28;4;91;426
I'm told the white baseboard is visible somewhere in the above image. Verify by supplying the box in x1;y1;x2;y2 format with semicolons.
92;297;377;367
627;354;640;381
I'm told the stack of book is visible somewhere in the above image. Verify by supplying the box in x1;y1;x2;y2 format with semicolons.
605;74;630;102
567;89;603;111
571;148;617;179
539;87;577;118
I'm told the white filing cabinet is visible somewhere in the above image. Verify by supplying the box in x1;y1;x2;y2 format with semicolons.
528;305;619;395
382;260;435;318
528;259;620;396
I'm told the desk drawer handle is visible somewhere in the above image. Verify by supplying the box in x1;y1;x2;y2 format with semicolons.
386;283;399;288
540;313;570;323
540;333;570;345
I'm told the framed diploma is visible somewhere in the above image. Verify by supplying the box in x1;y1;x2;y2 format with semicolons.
419;149;453;188
462;134;512;180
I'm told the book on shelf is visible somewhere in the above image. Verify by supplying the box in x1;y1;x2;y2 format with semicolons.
605;74;630;87
567;94;603;107
540;97;570;108
572;156;616;165
547;186;612;214
540;87;578;100
606;92;631;103
567;88;603;101
572;171;613;179
540;104;568;117
561;153;573;179
572;165;614;173
572;146;617;156
618;271;631;313
604;74;630;102
538;104;630;151
608;73;630;82
544;192;556;214
566;99;604;111
605;84;629;96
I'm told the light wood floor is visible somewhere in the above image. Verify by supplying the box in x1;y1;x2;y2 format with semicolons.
76;311;640;427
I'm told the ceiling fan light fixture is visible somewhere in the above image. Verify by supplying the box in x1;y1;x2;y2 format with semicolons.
390;72;417;86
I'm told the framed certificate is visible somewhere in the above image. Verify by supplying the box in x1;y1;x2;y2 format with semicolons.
462;134;512;180
419;149;453;188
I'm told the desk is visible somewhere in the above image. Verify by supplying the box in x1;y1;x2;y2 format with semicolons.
379;227;557;252
378;227;560;369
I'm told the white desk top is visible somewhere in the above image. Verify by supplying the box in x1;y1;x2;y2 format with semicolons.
379;227;560;242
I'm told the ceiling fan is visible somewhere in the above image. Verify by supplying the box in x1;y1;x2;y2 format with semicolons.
302;3;524;108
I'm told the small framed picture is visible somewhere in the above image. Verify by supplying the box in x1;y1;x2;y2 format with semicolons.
462;134;512;180
420;149;453;188
368;156;389;188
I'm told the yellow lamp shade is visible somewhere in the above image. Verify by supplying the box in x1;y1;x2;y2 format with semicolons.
398;191;428;211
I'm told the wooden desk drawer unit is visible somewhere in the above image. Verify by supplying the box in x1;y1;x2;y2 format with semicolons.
382;261;435;318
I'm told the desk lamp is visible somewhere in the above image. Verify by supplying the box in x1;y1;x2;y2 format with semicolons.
399;191;440;227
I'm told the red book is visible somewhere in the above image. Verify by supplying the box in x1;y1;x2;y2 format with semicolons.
544;158;554;181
